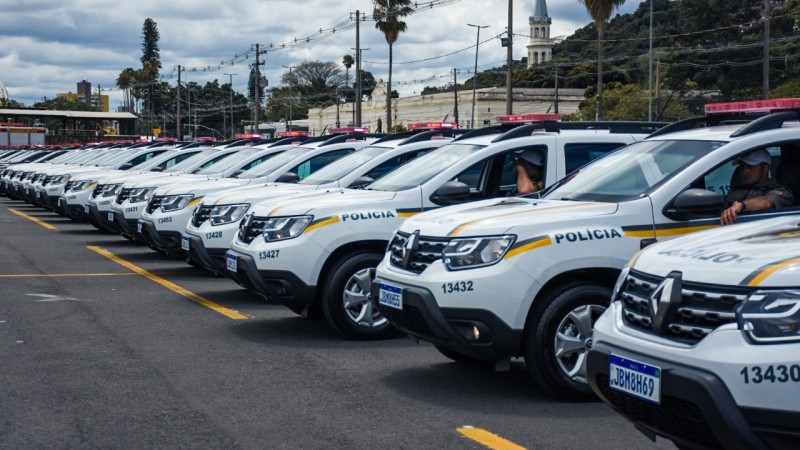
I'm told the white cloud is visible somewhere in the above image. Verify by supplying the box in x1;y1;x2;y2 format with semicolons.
0;0;640;108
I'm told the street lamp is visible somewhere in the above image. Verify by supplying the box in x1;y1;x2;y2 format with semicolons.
468;23;489;128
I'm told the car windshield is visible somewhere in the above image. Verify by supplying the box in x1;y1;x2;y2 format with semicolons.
195;147;259;174
366;143;486;192
541;139;726;202
236;146;313;179
165;150;218;172
298;144;391;185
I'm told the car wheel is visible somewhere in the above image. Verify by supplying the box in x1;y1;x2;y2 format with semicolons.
524;282;610;401
321;251;398;340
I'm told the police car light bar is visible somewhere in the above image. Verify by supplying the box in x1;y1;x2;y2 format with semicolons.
496;113;561;124
329;127;369;134
705;98;800;115
277;131;310;137
408;121;457;130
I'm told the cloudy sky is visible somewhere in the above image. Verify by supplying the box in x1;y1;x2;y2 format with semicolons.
0;0;640;109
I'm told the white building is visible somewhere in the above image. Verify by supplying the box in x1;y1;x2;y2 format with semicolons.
307;80;583;134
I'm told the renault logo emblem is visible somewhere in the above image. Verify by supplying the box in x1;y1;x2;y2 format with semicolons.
649;271;683;334
401;230;420;268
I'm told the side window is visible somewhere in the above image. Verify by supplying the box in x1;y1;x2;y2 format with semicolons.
450;160;485;191
564;142;628;174
161;152;196;169
292;149;354;179
692;146;782;198
200;153;235;169
499;147;547;195
127;150;162;166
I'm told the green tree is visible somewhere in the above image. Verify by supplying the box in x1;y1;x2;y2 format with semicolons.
139;18;161;134
342;54;355;88
568;82;691;122
373;0;414;132
116;67;138;113
576;0;626;120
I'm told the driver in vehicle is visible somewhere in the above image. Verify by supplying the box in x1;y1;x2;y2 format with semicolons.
720;149;794;225
512;148;545;195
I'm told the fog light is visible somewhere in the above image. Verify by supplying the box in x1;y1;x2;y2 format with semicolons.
472;326;480;340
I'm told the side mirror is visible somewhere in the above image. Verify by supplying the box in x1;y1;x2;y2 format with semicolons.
231;169;244;178
150;166;164;172
276;172;300;183
664;188;725;220
430;181;471;205
118;163;133;170
347;176;374;189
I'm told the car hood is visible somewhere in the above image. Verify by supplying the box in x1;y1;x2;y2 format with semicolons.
633;215;800;287
401;198;619;237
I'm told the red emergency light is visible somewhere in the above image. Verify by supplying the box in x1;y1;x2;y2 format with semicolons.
277;130;310;137
330;127;369;134
704;98;800;115
496;113;561;124
194;136;216;142
408;121;457;130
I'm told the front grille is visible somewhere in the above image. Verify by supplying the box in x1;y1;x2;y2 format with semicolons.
388;231;450;274
146;195;164;214
596;374;723;449
618;269;750;344
115;188;132;205
191;205;213;227
237;215;269;244
379;304;435;339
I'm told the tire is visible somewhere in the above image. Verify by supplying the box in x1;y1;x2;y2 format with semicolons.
524;282;610;402
434;345;493;366
321;251;398;340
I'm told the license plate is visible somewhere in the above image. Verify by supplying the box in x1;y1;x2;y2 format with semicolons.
226;252;238;272
107;211;114;222
58;198;64;208
137;220;143;233
181;235;190;251
609;354;661;404
84;205;89;214
35;190;41;198
25;188;30;195
378;283;403;310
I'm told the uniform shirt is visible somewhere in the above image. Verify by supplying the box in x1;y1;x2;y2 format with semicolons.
725;178;794;209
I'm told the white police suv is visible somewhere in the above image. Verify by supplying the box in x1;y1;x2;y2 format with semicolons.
371;99;800;401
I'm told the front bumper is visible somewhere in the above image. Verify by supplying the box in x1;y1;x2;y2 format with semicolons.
226;251;315;313
139;220;185;258
112;210;141;240
370;277;519;362
587;343;800;449
186;234;230;275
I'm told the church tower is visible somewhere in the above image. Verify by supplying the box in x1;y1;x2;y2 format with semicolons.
527;0;552;68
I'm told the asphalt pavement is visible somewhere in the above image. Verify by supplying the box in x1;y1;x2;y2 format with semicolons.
0;197;676;449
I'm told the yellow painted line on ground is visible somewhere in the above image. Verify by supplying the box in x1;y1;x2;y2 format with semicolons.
0;273;139;278
86;245;248;320
458;427;527;450
9;208;57;230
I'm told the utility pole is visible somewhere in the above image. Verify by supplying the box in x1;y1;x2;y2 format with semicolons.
176;65;181;139
763;0;771;99
554;61;559;114
453;69;459;126
648;0;653;121
506;0;513;115
352;10;364;127
468;24;489;128
224;72;236;138
283;65;294;130
254;44;261;134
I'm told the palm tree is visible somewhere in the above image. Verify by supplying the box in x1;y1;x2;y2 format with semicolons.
342;54;354;89
577;0;625;120
373;0;413;132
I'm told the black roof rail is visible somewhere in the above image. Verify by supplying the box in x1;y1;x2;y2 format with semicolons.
319;133;387;146
373;132;416;143
730;111;800;138
491;123;555;142
555;121;668;133
646;113;767;138
451;125;510;141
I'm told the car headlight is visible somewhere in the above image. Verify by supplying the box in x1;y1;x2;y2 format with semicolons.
53;175;70;184
101;183;122;197
738;290;800;344
160;194;195;212
262;215;313;242
128;187;156;203
70;180;95;192
443;235;516;271
210;204;249;226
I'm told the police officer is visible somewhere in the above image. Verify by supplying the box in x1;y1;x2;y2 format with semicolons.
721;149;794;225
